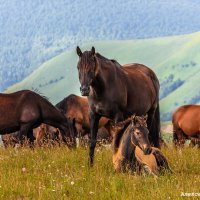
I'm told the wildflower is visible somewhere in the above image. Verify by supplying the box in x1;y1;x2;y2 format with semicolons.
71;181;74;185
22;167;26;172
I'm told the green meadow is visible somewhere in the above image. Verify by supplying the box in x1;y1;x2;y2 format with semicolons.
0;145;199;200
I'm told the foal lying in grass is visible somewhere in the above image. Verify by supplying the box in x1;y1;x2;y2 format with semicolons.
112;115;171;176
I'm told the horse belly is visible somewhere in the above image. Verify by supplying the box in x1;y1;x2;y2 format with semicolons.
178;109;200;136
181;125;200;137
0;125;20;135
0;114;19;134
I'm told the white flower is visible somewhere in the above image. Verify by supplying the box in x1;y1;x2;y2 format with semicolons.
22;167;26;172
71;181;75;185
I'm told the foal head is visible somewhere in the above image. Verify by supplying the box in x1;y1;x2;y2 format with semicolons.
76;46;98;96
131;115;152;155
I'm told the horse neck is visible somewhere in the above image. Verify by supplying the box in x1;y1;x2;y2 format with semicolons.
41;101;67;126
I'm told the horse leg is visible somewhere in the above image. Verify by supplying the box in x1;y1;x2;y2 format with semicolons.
189;138;196;147
174;128;185;147
173;124;179;147
89;112;100;167
19;124;34;147
27;129;35;147
147;104;160;148
75;123;83;147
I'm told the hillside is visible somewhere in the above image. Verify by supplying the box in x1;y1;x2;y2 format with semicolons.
5;32;200;121
1;0;200;90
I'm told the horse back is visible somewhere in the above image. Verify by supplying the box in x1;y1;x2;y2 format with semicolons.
121;63;159;114
0;91;34;129
123;63;159;90
57;94;90;128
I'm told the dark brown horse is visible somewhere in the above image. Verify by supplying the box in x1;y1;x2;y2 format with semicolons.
76;46;160;165
55;94;111;138
172;105;200;147
113;115;170;175
2;119;76;147
0;90;76;147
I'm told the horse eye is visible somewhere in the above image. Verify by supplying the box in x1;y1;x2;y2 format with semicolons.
135;131;140;135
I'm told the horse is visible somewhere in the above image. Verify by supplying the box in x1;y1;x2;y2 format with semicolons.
76;46;161;165
113;115;171;175
2;119;76;147
0;90;76;147
172;105;200;147
33;124;61;146
55;94;112;141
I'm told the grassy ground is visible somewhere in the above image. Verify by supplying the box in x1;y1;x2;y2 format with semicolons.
0;145;199;200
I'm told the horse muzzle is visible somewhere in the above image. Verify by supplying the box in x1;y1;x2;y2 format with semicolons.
143;146;152;155
80;86;90;96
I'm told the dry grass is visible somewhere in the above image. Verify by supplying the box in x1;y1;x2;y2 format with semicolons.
0;144;199;200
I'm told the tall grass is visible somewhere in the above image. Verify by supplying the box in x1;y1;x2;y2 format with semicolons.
0;145;199;199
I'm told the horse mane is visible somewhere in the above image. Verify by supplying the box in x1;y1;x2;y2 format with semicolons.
113;122;130;154
31;88;50;101
95;53;122;68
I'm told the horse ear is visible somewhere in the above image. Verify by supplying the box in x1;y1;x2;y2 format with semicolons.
76;46;82;57
143;114;148;122
91;46;95;55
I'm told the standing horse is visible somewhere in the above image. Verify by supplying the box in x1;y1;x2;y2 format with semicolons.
172;105;200;147
76;46;160;165
0;90;75;147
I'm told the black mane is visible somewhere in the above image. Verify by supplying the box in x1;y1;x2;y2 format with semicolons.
95;53;122;68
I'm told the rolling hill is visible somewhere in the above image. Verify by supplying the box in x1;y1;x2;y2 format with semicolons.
2;0;200;91
5;32;200;121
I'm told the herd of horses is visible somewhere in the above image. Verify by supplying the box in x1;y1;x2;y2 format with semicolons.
0;46;199;175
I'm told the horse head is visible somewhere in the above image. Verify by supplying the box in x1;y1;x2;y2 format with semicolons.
76;46;99;96
131;115;152;155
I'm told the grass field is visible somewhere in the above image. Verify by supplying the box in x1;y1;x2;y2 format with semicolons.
0;144;199;200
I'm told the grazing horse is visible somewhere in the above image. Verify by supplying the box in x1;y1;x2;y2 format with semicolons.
172;105;200;147
113;115;170;175
33;124;61;146
76;46;160;165
55;94;111;139
0;90;76;147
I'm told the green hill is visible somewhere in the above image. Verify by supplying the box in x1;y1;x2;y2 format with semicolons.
5;32;200;121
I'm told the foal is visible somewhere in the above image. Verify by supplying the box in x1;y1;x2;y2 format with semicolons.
113;115;171;175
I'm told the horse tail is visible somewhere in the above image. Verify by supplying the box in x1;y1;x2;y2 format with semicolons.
151;103;161;148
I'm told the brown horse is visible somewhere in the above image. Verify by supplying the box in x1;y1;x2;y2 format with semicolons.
0;90;76;147
76;46;160;165
33;124;60;145
172;105;200;147
55;94;111;138
2;123;70;147
113;115;170;175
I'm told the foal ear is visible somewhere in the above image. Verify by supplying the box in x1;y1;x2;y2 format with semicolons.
91;46;95;55
143;114;148;122
76;46;82;57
